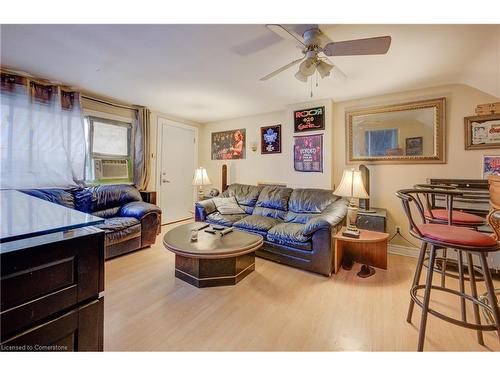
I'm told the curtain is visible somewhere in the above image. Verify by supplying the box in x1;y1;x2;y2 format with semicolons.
0;73;86;189
133;107;150;190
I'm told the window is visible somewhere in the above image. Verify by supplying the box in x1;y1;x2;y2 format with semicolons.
84;116;133;183
364;129;398;156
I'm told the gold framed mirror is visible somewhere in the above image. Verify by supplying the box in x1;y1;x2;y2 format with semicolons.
346;98;446;164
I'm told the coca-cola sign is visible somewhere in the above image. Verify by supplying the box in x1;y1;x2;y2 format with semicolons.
294;106;325;133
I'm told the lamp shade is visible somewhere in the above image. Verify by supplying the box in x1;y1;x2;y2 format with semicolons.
192;167;211;186
334;169;369;199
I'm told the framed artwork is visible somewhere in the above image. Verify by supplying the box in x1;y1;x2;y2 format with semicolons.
405;136;423;156
482;155;500;178
465;114;500;150
260;124;281;154
293;134;323;172
294;106;325;133
211;129;246;160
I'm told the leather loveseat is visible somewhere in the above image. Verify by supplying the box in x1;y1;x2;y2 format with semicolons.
195;184;348;276
21;184;161;259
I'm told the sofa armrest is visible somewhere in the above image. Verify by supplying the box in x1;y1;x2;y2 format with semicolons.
119;201;162;220
195;198;216;222
303;199;348;236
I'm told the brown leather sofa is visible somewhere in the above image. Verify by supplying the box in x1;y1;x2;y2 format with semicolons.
195;183;348;276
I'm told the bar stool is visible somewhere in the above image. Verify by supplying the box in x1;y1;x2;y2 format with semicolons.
397;188;500;351
413;184;486;327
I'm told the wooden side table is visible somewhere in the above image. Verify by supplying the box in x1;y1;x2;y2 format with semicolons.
333;227;389;273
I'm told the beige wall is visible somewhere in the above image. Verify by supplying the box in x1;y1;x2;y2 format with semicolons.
333;84;499;247
152;83;499;252
199;99;334;192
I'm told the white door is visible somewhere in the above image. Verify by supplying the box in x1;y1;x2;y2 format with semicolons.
158;119;196;224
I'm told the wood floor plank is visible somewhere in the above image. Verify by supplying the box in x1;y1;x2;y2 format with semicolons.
103;221;500;351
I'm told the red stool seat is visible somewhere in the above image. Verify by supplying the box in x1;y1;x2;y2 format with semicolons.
425;209;484;225
417;224;497;248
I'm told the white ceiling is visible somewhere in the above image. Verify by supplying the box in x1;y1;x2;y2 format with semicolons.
1;24;499;123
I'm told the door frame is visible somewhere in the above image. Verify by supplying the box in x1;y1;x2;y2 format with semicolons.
155;117;198;224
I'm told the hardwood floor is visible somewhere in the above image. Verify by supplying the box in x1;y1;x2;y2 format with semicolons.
104;221;500;351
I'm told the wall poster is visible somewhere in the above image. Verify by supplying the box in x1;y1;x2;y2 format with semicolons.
260;124;281;154
211;129;246;160
483;155;500;178
294;134;323;172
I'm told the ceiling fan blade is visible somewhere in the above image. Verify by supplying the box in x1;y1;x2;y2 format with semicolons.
323;36;391;56
259;57;304;81
266;24;305;48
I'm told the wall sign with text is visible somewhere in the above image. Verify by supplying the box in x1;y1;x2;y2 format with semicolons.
294;106;325;133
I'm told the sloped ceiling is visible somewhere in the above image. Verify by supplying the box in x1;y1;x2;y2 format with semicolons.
1;24;499;123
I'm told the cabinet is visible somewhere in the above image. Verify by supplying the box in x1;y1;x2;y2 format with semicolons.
1;227;104;351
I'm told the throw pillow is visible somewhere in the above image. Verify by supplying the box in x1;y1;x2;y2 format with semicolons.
212;196;245;215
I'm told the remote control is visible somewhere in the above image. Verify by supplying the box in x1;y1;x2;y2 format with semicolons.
204;229;216;234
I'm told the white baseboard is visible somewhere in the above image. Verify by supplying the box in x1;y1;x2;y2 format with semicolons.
388;244;500;271
388;244;419;258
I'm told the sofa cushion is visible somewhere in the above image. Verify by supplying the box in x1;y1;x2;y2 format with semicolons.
267;223;312;250
222;183;263;207
285;211;319;224
233;215;282;233
253;206;288;220
256;185;293;211
95;217;141;246
206;212;247;227
212;196;246;215
288;188;337;213
76;184;142;213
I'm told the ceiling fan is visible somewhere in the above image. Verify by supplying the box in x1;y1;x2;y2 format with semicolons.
260;25;391;83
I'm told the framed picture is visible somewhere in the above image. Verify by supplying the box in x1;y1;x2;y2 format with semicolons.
465;114;500;150
211;129;246;160
482;155;500;178
405;136;423;156
293;134;323;172
294;106;325;133
260;124;281;154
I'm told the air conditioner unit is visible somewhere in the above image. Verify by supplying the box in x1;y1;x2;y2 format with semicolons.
94;159;129;180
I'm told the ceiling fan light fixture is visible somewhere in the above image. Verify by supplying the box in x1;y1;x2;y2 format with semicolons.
294;70;308;82
316;60;333;78
299;59;316;76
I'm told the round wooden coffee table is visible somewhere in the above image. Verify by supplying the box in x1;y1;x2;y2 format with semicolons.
163;222;263;287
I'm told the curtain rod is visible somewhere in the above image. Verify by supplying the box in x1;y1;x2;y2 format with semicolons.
81;94;140;111
2;66;144;111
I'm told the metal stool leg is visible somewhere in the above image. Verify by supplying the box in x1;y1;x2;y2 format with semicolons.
418;245;437;351
467;252;484;345
441;248;447;288
457;251;467;323
479;253;500;342
407;241;428;323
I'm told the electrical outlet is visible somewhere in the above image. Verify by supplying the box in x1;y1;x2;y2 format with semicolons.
395;225;401;233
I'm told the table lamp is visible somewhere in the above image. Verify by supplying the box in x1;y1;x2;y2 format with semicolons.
334;168;369;238
192;167;211;200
